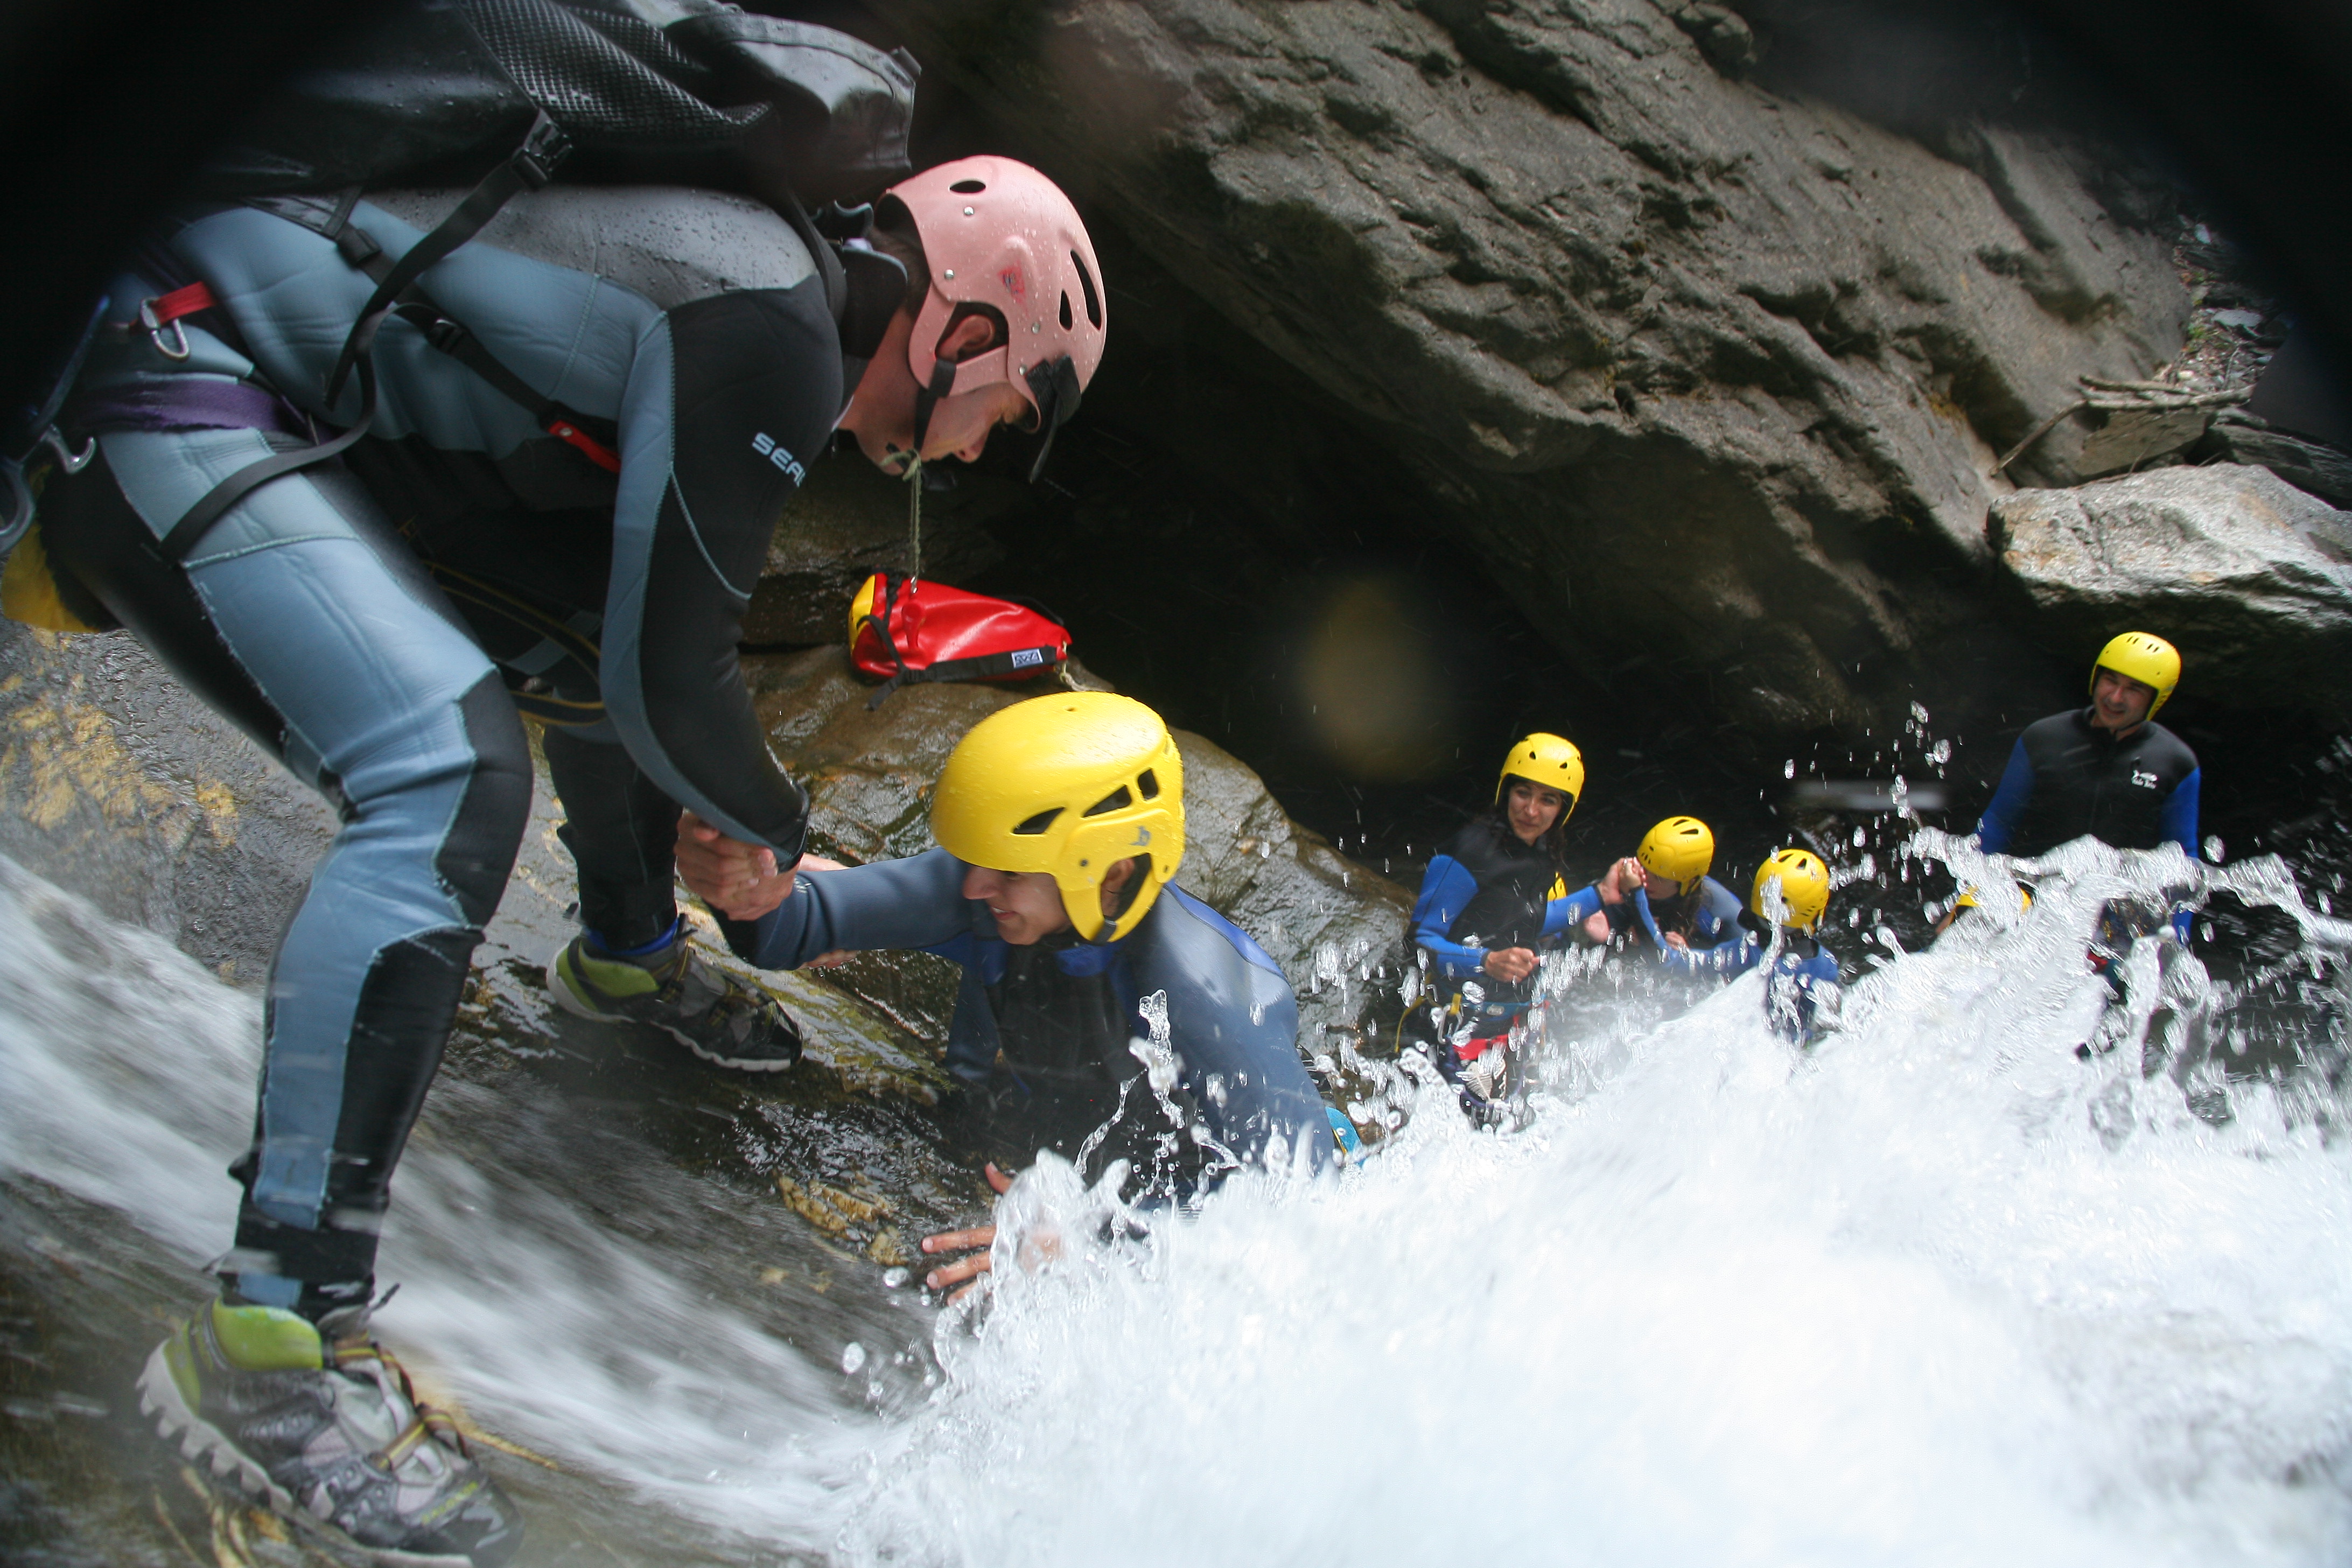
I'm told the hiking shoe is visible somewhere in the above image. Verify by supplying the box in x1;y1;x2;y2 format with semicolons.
547;930;803;1071
138;1300;522;1568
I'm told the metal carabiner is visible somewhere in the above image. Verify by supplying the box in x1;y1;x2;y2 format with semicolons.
40;426;96;474
138;295;192;360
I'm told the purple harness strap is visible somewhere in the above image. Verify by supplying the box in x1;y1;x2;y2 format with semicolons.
73;379;314;440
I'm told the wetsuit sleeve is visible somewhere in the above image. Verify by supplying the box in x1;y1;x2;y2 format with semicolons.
1408;856;1487;978
601;279;842;856
723;849;975;969
1149;890;1332;1175
1975;737;2036;854
1632;886;1758;977
1542;884;1604;942
2162;766;2202;940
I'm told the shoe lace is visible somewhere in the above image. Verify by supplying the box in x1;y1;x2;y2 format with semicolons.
330;1335;471;1468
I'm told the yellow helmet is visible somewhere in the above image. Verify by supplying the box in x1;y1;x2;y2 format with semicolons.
2090;632;2180;717
1636;816;1713;889
1494;732;1585;821
929;692;1185;943
1751;848;1830;931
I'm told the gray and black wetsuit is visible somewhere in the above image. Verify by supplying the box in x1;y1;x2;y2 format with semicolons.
40;185;841;1310
717;850;1334;1194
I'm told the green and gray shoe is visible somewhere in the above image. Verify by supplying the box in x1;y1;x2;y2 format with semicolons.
546;929;803;1072
138;1300;522;1567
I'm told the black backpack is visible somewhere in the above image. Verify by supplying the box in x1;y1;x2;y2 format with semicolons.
6;0;919;565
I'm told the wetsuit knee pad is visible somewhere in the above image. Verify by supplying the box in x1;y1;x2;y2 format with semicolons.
438;672;533;929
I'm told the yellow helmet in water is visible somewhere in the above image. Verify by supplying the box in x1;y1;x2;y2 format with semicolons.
1495;732;1585;820
2091;632;2180;717
1751;848;1831;931
930;692;1185;943
1637;816;1714;890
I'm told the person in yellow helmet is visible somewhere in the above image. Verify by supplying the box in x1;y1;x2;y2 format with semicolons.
674;692;1339;1293
1962;632;2200;943
1603;815;1750;971
1399;732;1613;1111
1733;849;1845;1042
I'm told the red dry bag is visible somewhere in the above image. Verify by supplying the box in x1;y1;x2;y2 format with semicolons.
847;572;1071;708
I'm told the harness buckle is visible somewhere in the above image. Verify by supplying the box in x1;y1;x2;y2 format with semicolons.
514;114;572;188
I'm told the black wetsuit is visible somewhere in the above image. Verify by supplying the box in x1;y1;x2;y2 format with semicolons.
1976;708;2201;944
1401;818;1581;1096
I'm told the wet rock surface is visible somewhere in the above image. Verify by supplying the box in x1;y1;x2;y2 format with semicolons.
868;0;2189;734
1989;464;2352;715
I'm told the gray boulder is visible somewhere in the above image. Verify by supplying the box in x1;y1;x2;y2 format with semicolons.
866;0;2187;732
1989;464;2352;712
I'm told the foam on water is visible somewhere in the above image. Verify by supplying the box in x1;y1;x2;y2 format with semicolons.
7;833;2352;1565
0;855;872;1551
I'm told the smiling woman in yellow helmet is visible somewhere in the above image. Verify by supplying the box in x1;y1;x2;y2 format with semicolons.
1964;631;2201;944
676;691;1338;1293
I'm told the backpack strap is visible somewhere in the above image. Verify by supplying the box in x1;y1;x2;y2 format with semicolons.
325;112;571;405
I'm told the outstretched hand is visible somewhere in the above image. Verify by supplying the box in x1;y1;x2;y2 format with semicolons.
919;1163;1017;1303
675;811;846;921
1596;857;1644;903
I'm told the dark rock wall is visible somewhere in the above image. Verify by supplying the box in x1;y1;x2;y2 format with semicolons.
864;0;2189;736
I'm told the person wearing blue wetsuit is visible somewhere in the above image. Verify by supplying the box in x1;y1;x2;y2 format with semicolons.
1618;815;1751;974
40;145;1106;1564
680;693;1338;1298
1965;632;2200;945
1684;849;1845;1042
1400;732;1608;1110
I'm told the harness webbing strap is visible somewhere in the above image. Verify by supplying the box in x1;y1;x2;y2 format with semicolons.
145;281;218;326
157;353;379;564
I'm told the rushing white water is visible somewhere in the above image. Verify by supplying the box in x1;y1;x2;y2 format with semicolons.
8;834;2352;1566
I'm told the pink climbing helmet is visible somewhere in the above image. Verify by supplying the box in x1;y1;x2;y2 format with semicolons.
881;155;1107;479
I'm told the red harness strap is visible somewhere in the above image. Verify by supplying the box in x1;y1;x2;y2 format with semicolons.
145;281;218;324
545;419;621;474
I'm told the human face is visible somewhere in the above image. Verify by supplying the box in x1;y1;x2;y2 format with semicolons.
1505;780;1566;845
839;309;1037;476
2089;666;2157;732
961;865;1071;946
1637;864;1682;900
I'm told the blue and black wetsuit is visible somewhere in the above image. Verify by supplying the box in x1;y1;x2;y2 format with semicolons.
1402;819;1591;1087
38;185;844;1310
718;851;1332;1192
1976;707;2201;940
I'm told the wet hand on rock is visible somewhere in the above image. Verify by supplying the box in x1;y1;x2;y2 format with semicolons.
919;1163;1066;1303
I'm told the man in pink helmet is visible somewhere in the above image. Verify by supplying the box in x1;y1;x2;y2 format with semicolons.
44;130;1102;1563
841;155;1108;482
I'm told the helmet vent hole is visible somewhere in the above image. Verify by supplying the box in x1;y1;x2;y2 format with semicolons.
1135;768;1160;801
1012;808;1062;836
1059;292;1074;331
1083;785;1133;817
1071;250;1102;329
950;179;987;194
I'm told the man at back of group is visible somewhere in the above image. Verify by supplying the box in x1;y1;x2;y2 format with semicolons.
37;53;1107;1557
677;692;1339;1297
1957;633;2200;942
